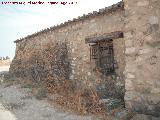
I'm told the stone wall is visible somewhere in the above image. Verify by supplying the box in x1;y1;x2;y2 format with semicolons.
10;3;125;100
124;0;160;117
9;0;160;117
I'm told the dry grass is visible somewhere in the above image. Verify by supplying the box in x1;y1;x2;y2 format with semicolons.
46;79;107;116
1;73;118;119
19;79;48;100
35;88;48;100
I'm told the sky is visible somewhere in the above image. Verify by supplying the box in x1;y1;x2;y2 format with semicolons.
0;0;121;59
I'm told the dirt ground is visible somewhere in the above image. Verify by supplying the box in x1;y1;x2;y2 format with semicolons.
0;66;100;120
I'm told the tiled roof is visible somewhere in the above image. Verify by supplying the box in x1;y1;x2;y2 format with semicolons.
14;1;124;43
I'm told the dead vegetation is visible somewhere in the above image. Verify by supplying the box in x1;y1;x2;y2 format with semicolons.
47;80;106;115
35;87;48;100
9;41;125;118
1;72;107;116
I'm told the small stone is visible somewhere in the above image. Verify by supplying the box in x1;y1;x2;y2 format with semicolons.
126;73;135;79
73;58;76;60
147;95;160;104
131;114;152;120
138;48;152;55
116;81;124;87
87;72;91;76
72;70;75;74
151;88;160;94
134;97;143;103
124;32;133;39
136;56;143;62
90;19;95;23
0;79;3;83
114;108;134;120
72;49;75;53
125;101;133;109
149;16;159;25
146;36;152;41
125;47;136;55
125;64;136;73
125;40;133;47
154;80;160;88
99;99;110;104
125;91;139;101
69;75;74;80
125;79;134;91
71;63;75;66
150;24;159;33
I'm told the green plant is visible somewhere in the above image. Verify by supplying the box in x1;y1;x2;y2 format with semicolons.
35;88;47;100
0;72;17;87
21;83;33;89
2;72;16;82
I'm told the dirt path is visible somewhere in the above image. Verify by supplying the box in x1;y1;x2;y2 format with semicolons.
0;66;98;120
0;103;17;120
0;66;10;72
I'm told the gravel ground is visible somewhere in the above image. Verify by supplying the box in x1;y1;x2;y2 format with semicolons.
0;66;99;120
0;103;17;120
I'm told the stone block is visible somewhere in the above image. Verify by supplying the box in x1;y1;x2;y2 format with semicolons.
148;24;159;33
69;75;74;80
151;88;160;94
126;73;136;79
125;39;133;47
154;80;160;88
147;94;160;104
146;41;160;48
137;1;149;7
125;79;135;91
131;114;152;120
114;108;134;120
125;47;136;55
132;103;160;117
124;32;133;39
71;48;75;53
125;101;133;109
125;91;139;101
138;48;152;55
136;56;143;62
149;16;159;25
125;64;136;73
87;72;91;76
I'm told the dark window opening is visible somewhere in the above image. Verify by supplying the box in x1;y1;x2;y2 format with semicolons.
90;40;115;75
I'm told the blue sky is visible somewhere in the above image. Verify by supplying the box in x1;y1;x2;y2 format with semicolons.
0;0;121;59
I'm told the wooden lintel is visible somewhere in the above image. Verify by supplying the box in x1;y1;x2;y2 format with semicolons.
85;31;123;43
